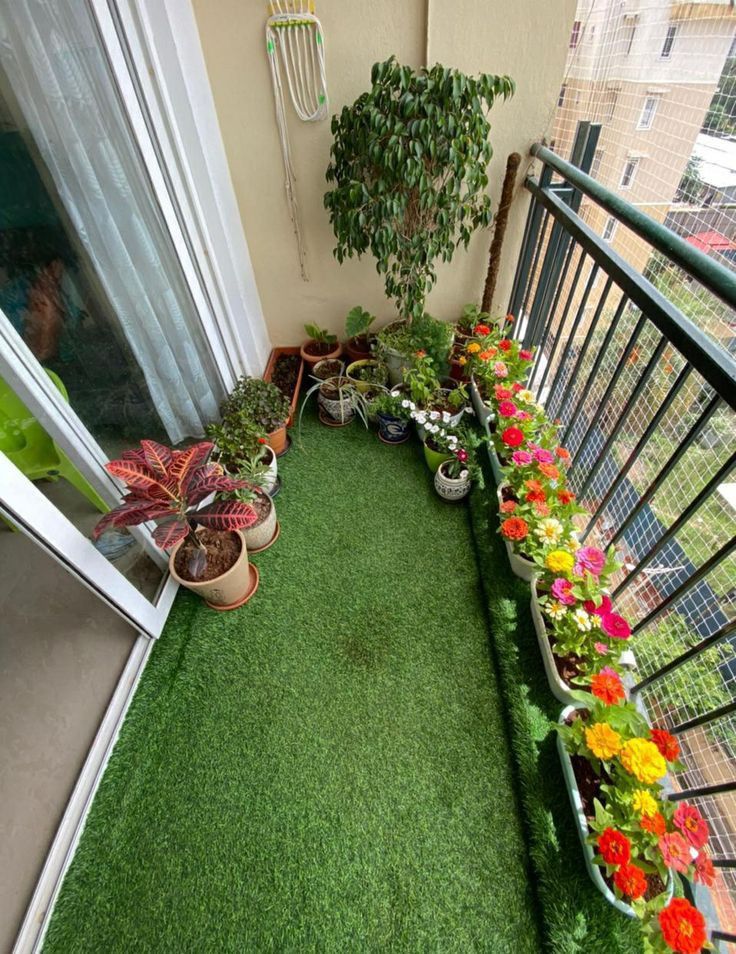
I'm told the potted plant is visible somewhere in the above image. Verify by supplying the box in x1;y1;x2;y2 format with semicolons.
369;389;413;444
311;357;345;381
206;416;279;497
218;479;279;553
218;376;291;458
345;358;389;392
263;347;304;426
344;305;376;363
325;57;514;344
300;323;342;367
93;440;259;609
434;439;484;502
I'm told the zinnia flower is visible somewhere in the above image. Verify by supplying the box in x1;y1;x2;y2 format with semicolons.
498;400;518;417
545;549;575;574
673;803;709;850
583;594;612;616
517;389;534;404
467;342;481;354
534;518;564;545
520;349;533;361
479;349;495;361
591;668;625;705
534;501;551;516
651;728;680;762
501;517;529;541
526;489;546;504
586;723;622;760
557;489;576;505
498;338;511;352
494;361;508;377
500;500;517;514
574;546;606;576
632;789;658;818
534;448;555;464
511;450;533;466
494;385;512;400
658;898;706;954
641;812;667;837
551;578;576;605
597;827;630;866
538;463;560;480
546;600;567;621
614;862;647;900
599;613;631;640
473;323;491;336
695;850;715;887
574;608;593;631
620;738;666;785
594;642;608;655
501;427;524;447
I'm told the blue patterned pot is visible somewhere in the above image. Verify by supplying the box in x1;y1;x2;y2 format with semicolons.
377;412;410;444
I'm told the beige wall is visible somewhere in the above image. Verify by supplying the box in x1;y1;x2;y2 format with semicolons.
192;0;575;346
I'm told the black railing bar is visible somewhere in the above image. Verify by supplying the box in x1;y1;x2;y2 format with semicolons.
570;312;648;469
632;619;736;693
525;220;569;353
609;395;722;548
511;164;556;332
525;178;736;408
667;780;736;802
528;239;577;392
547;264;600;417
521;210;551;345
534;250;587;397
555;276;615;425
579;335;668;505
614;450;736;599
669;699;736;736
630;536;736;636
712;930;736;943
560;294;629;450
712;859;736;869
530;142;736;311
581;363;693;539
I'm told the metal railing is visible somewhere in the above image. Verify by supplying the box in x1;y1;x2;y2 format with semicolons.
509;123;736;947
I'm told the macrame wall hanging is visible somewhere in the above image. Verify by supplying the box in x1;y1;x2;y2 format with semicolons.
266;0;329;280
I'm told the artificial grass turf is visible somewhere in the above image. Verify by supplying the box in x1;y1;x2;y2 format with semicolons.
467;477;644;954
43;411;542;954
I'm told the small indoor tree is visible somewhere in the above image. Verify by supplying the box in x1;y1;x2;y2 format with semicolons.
324;57;514;322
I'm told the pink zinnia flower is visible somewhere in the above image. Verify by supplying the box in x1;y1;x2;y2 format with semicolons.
520;349;533;361
534;448;555;464
494;361;509;378
673;803;709;850
574;546;606;576
594;642;608;655
659;832;691;873
516;411;532;421
599;613;631;640
583;594;613;616
511;450;533;466
551;578;576;605
498;400;518;418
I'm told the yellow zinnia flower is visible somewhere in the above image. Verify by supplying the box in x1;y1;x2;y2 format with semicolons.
585;723;622;761
545;549;575;574
467;342;481;354
619;738;667;785
632;789;658;818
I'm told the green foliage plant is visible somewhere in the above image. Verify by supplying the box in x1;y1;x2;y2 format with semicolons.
325;57;514;322
345;306;376;339
218;376;289;436
304;323;337;345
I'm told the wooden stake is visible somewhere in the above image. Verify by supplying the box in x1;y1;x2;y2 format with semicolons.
482;152;521;313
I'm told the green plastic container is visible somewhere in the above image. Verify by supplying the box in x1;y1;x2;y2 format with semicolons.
423;442;452;474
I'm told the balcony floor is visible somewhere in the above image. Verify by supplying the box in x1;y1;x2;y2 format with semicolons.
42;412;542;952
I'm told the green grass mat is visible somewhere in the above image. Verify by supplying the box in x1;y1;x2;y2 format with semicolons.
468;478;643;954
43;413;541;953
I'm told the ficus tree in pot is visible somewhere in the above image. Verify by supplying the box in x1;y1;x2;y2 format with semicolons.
324;57;515;324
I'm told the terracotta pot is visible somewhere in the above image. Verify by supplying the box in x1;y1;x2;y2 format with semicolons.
434;460;471;501
262;346;304;427
267;423;289;457
345;335;373;363
169;529;257;609
300;339;343;367
243;491;278;552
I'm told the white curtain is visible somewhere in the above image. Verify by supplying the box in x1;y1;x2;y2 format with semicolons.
0;0;222;443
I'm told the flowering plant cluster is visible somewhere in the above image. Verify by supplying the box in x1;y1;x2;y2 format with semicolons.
404;350;469;415
408;406;486;487
560;690;715;952
460;314;534;390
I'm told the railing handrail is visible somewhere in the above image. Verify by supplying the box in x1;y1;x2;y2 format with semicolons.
530;142;736;311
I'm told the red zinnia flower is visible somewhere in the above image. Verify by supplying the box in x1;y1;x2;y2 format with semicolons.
555;446;570;460
258;437;268;444
511;382;523;393
500;517;529;541
695;851;715;887
614;862;647;900
583;594;612;616
557;489;575;504
591;669;625;706
473;323;491;336
658;898;707;954
673;803;709;850
498;338;512;352
597;828;631;866
520;349;533;361
494;385;512;401
501;427;524;448
599;613;631;640
641;812;667;837
500;500;517;514
651;728;680;763
659;832;691;873
498;400;518;418
525;490;547;504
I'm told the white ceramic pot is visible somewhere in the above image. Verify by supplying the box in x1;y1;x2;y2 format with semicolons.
261;446;278;495
434;460;471;501
557;706;674;916
470;377;495;428
530;577;579;706
497;485;537;581
243;492;278;551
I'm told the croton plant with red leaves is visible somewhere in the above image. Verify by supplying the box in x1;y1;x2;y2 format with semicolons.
93;440;257;578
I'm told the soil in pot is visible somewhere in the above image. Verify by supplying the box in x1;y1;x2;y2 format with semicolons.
345;334;372;361
271;354;301;399
313;359;343;380
304;340;336;358
174;528;241;583
320;377;351;401
248;492;271;525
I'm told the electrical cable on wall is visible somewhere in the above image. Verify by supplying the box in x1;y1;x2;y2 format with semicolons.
266;0;329;280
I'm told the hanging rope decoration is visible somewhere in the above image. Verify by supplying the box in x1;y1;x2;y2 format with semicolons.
266;0;329;280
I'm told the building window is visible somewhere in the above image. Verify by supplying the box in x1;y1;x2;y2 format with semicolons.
603;217;618;242
604;89;618;121
591;149;604;178
622;16;637;55
570;20;582;48
558;84;567;108
662;24;677;58
637;96;659;130
620;157;639;189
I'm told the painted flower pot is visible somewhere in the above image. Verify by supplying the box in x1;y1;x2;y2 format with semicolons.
531;577;579;706
497;485;536;581
300;339;343;368
377;412;410;444
346;359;389;393
169;529;258;610
243;491;279;552
434;460;470;501
423;441;452;474
557;706;675;917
